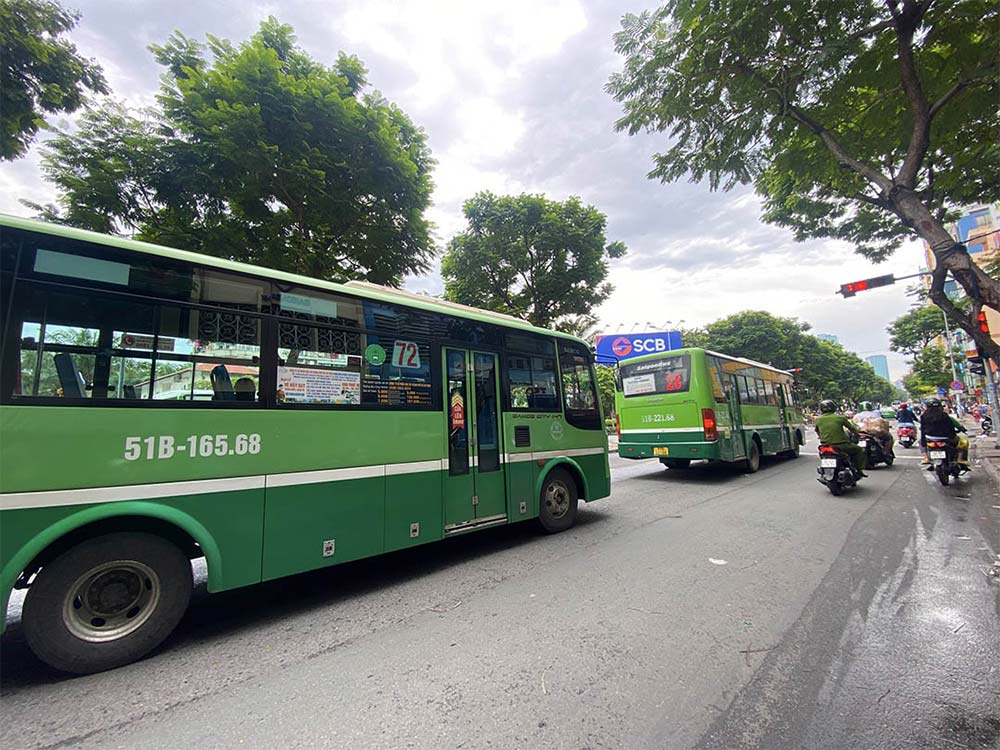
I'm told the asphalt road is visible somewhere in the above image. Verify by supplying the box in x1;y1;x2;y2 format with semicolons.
2;437;998;749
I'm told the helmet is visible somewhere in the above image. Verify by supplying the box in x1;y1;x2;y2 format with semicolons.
900;403;908;408
926;397;941;408
819;399;836;413
859;401;874;411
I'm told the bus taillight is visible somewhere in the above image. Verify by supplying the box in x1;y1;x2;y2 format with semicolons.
702;408;717;442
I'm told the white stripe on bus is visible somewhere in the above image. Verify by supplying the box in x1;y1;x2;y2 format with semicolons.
0;448;607;511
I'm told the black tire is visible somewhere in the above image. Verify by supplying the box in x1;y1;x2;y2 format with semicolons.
935;465;950;486
884;454;895;467
783;441;801;459
538;468;579;534
659;458;691;470
828;480;843;496
22;532;193;675
743;440;761;473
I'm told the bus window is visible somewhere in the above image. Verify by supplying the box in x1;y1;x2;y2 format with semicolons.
505;333;559;411
620;354;692;397
558;341;601;429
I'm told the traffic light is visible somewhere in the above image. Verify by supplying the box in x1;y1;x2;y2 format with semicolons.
977;309;990;335
837;274;895;297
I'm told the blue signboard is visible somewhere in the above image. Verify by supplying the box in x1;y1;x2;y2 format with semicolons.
937;386;947;396
594;331;683;362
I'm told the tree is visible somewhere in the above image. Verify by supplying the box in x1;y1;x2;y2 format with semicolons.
441;192;627;328
608;0;1000;359
0;0;107;160
887;305;947;355
902;345;953;396
32;18;434;285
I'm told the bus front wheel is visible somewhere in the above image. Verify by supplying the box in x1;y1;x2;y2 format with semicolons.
22;532;193;674
538;468;579;534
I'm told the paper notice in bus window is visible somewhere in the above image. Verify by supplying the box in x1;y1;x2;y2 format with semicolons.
623;374;656;396
277;366;360;404
391;341;422;369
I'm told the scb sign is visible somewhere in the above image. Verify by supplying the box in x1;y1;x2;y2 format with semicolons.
594;331;683;361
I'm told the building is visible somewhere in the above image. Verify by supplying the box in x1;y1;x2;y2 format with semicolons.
865;354;890;381
923;203;1000;340
816;333;839;344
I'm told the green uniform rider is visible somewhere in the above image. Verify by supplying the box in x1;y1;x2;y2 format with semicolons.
814;399;867;473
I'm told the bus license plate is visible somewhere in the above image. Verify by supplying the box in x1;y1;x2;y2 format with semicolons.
857;440;867;447
653;447;669;456
820;458;837;468
930;451;946;459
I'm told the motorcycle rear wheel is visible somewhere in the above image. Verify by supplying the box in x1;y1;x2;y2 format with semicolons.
936;464;950;486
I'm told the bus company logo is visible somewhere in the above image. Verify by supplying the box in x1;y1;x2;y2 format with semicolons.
550;421;565;441
611;337;633;356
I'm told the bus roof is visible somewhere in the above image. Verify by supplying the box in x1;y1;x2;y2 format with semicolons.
0;213;587;345
622;346;796;377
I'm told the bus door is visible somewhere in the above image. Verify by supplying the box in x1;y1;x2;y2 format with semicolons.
777;383;793;450
443;349;507;531
727;374;746;460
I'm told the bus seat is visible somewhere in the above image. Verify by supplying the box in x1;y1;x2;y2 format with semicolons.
54;353;86;398
234;377;256;402
210;365;235;401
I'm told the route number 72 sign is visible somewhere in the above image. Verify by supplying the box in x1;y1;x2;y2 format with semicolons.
392;340;422;369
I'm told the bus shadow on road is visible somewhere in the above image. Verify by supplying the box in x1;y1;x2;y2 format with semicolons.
629;456;793;485
0;508;610;686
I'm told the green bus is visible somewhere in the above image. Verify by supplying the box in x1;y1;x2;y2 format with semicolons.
615;348;805;472
0;215;610;673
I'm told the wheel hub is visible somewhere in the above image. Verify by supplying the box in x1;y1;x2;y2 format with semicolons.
63;561;161;642
544;480;570;519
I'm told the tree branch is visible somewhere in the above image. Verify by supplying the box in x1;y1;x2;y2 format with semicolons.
889;0;931;187
735;61;893;193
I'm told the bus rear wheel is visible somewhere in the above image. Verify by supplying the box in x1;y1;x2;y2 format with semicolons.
538;468;579;534
743;440;761;473
22;532;192;674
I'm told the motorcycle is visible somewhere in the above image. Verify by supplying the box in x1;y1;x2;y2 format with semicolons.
926;435;961;486
816;444;861;495
859;431;894;468
896;422;916;449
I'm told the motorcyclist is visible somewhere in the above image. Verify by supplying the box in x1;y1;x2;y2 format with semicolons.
814;399;867;476
896;402;917;424
856;401;894;457
943;404;971;470
919;397;968;469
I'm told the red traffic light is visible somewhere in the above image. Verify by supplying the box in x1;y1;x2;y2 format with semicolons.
838;274;895;297
978;310;990;334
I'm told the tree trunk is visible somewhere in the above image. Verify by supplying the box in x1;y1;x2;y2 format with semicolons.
888;186;1000;359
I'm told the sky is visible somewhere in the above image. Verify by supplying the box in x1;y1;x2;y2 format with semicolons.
0;0;929;381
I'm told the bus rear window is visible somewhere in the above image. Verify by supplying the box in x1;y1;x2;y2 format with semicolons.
621;355;691;397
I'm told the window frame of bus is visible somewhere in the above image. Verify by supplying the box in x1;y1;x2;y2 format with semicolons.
0;230;441;411
557;339;602;430
1;238;270;408
502;331;562;413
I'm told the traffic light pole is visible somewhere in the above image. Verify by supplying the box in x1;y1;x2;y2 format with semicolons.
982;358;1000;448
940;309;964;414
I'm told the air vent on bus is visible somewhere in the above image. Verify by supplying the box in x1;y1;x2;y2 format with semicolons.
514;425;531;447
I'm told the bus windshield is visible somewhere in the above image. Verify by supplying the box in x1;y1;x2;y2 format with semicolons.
621;354;691;397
